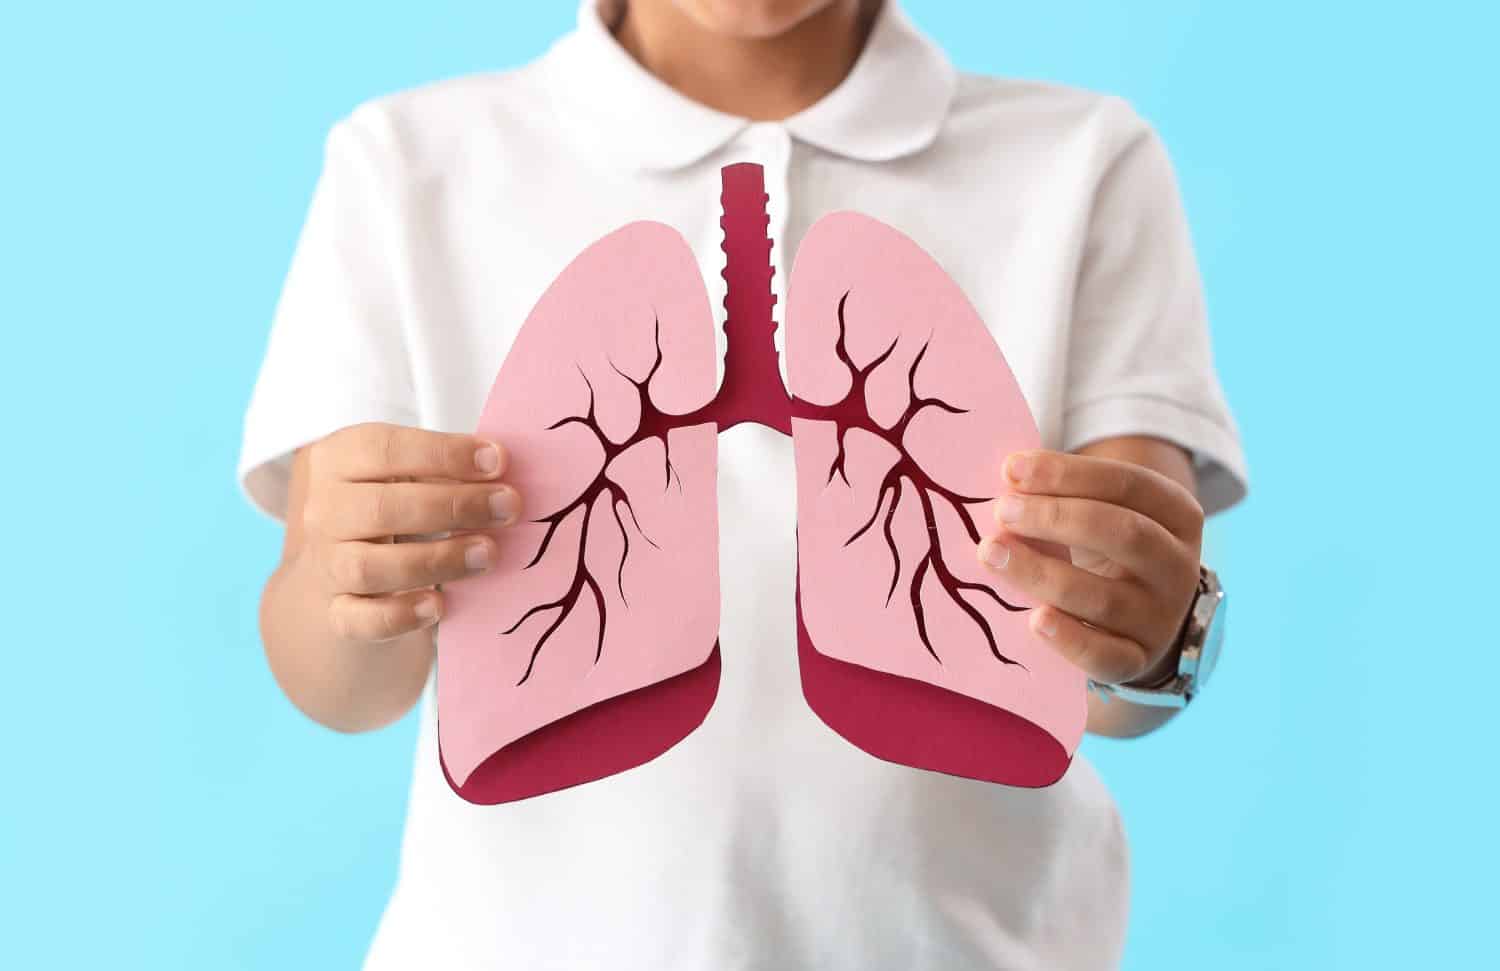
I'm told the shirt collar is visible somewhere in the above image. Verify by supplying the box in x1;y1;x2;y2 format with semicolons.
545;0;957;172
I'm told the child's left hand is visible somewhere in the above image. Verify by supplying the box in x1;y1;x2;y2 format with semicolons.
977;449;1204;685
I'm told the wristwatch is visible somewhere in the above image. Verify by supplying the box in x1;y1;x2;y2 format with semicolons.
1091;566;1226;709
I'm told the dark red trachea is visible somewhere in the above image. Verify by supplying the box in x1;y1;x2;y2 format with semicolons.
711;162;792;435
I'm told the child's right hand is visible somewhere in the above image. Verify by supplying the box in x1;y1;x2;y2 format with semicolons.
294;422;522;645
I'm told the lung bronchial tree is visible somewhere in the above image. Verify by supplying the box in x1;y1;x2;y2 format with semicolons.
437;164;1087;805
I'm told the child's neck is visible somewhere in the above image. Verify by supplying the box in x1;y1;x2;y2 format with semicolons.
612;0;876;121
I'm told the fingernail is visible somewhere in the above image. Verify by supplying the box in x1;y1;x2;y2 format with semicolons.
465;541;491;572
475;444;502;476
1033;610;1059;638
415;598;441;623
994;494;1024;524
980;539;1011;570
1006;453;1032;483
489;487;520;525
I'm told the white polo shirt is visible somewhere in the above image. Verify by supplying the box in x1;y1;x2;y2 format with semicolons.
239;2;1247;968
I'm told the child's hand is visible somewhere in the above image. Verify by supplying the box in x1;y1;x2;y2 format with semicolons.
297;423;522;644
977;449;1204;686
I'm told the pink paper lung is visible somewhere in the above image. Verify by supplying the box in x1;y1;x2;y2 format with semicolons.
438;222;722;804
787;212;1087;787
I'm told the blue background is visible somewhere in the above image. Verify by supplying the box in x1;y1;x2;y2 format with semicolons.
2;2;1493;968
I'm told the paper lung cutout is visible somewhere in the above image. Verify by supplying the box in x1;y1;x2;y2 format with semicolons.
787;213;1087;788
438;166;789;803
438;221;723;804
439;164;1086;803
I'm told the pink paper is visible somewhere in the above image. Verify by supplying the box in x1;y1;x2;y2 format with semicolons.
438;221;722;798
438;167;1086;801
788;211;1087;786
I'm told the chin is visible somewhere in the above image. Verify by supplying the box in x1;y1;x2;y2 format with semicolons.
675;0;844;38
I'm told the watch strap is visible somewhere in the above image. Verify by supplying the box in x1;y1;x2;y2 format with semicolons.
1089;566;1219;709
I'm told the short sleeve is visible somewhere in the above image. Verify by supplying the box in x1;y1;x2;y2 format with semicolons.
1063;106;1248;514
237;115;419;521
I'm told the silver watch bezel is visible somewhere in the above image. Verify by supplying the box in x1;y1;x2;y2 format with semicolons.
1092;567;1224;709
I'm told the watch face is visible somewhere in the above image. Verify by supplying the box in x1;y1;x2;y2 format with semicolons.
1198;593;1226;688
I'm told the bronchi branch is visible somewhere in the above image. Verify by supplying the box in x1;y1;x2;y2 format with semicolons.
790;292;1027;667
499;163;782;685
502;323;706;685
